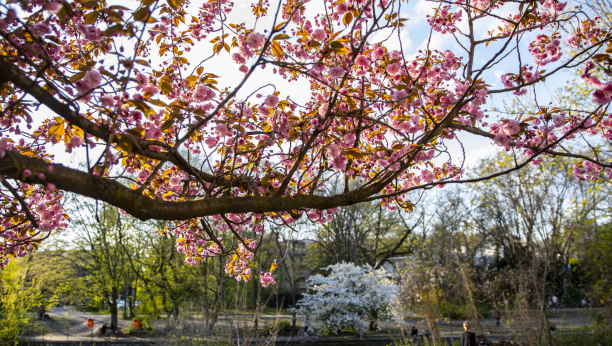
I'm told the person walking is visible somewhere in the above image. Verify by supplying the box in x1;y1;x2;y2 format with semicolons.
461;321;477;346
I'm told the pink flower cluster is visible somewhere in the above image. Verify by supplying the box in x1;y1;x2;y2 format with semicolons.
581;62;612;105
500;66;540;96
491;119;522;148
260;272;276;287
1;178;67;269
528;34;562;66
74;70;102;103
573;160;608;182
427;7;462;34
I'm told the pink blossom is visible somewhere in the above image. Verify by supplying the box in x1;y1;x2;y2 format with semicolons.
328;66;345;79
318;103;329;116
39;222;55;232
386;63;400;76
501;119;521;136
372;47;385;60
47;165;54;172
76;23;104;41
355;55;370;68
258;105;270;116
169;175;181;186
205;137;218;148
265;94;280;108
291;12;302;23
552;114;565;127
602;82;612;97
312;29;326;41
392;89;408;101
0;9;16;31
586;77;603;88
330;155;347;171
232;53;246;65
242;107;253;118
215;123;229;137
65;135;83;153
593;89;611;105
247;33;265;49
422;170;436;183
494;133;511;147
567;34;580;48
344;132;356;145
23;169;31;177
239;65;249;73
100;94;114;108
327;143;341;158
141;84;159;95
260;272;276;288
335;2;348;15
193;84;214;102
74;70;102;97
45;2;63;13
0;138;8;157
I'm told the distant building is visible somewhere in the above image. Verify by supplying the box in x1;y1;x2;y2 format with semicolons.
473;247;503;267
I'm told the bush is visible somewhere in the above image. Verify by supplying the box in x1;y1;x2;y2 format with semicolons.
261;320;293;335
556;326;612;346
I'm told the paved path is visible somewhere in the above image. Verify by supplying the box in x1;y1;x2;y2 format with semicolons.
23;306;154;343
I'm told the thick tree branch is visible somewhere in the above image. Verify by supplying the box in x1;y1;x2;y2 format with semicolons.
0;150;376;221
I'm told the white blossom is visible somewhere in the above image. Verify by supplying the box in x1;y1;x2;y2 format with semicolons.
298;262;398;334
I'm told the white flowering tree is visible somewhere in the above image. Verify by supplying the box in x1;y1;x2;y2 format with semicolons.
298;262;397;334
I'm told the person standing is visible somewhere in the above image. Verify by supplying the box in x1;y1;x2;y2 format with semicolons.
494;310;501;331
552;296;558;310
461;321;477;346
410;325;418;342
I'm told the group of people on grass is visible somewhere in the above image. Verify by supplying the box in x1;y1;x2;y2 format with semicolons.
99;322;119;337
37;305;46;320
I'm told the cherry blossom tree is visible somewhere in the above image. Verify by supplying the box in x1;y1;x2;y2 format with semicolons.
1;0;611;287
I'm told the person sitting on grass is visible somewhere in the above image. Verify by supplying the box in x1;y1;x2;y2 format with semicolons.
461;321;476;346
550;322;557;337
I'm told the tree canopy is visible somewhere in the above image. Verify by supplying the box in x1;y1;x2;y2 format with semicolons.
1;0;611;286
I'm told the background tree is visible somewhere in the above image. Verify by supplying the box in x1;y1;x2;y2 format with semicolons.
69;201;132;328
298;262;397;334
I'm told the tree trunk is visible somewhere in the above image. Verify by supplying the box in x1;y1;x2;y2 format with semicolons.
169;296;180;318
110;287;119;329
128;284;135;318
369;308;379;331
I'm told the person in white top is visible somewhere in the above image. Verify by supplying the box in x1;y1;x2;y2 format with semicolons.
552;296;558;309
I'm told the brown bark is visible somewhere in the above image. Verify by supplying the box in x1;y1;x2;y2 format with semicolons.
0;150;380;221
